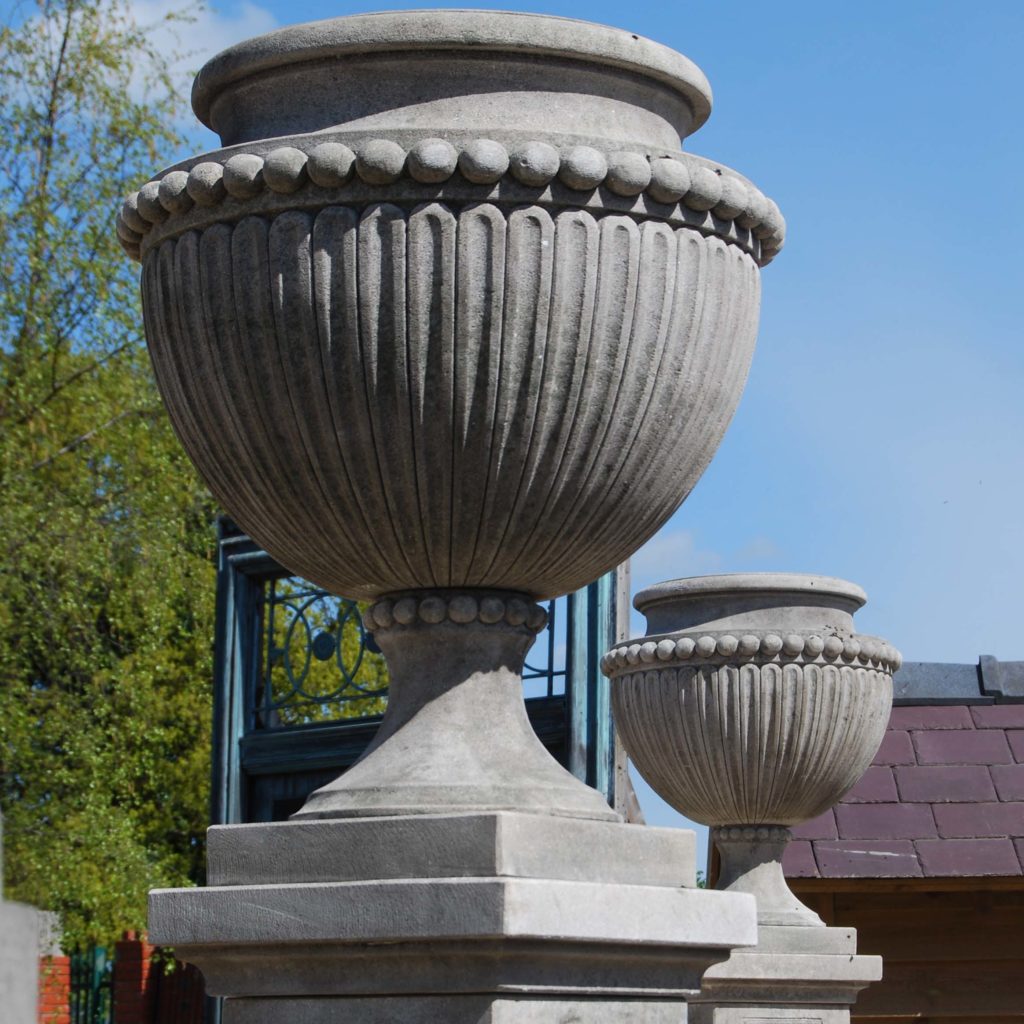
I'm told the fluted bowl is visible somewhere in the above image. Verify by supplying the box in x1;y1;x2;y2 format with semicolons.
118;12;784;600
606;574;898;825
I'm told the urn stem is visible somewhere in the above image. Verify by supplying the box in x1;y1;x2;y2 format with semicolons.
712;826;823;928
294;590;619;822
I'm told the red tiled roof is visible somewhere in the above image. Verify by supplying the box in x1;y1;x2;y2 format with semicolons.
784;702;1024;879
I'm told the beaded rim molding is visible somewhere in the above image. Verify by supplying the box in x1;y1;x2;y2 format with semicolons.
601;632;903;677
362;592;549;635
116;138;786;265
713;825;793;843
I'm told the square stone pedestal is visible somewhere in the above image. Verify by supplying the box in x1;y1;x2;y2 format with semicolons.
688;925;881;1024
151;813;758;1022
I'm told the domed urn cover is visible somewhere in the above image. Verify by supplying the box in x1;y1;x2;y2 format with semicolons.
117;11;786;820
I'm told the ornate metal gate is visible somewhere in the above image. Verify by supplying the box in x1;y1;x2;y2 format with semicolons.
211;518;627;826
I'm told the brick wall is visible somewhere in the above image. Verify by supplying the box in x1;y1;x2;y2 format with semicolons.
111;933;157;1024
38;955;70;1024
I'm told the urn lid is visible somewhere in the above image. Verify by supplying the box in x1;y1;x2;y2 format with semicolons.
192;10;713;150
636;573;868;638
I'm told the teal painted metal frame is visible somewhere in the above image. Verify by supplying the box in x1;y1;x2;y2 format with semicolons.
211;518;621;826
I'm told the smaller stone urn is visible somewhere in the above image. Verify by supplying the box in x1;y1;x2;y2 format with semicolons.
606;573;899;922
605;573;900;1021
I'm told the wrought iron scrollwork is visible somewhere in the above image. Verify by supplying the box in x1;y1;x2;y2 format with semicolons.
256;576;564;727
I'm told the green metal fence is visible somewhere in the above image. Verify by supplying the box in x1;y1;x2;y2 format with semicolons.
70;947;113;1024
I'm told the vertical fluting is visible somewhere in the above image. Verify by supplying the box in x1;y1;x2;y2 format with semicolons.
144;205;760;600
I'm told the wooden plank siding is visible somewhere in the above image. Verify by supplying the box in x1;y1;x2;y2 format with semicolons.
793;885;1024;1022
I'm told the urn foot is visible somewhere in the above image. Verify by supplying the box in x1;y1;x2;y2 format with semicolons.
295;590;618;822
713;827;822;928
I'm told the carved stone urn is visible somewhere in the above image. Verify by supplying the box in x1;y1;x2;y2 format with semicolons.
606;573;899;924
117;10;785;826
119;12;793;1020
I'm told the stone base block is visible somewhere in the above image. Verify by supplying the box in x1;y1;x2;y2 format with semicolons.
205;811;697;888
151;812;757;1015
223;995;688;1023
689;925;881;1024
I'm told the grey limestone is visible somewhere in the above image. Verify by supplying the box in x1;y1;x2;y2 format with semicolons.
150;811;757;1018
131;10;780;1020
222;996;689;1023
294;609;618;820
607;575;897;829
607;575;895;1023
0;900;41;1024
123;10;779;605
206;812;696;888
689;925;881;1024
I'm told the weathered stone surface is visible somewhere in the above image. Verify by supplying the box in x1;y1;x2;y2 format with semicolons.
608;575;895;1022
608;576;896;827
151;872;757;1004
136;12;777;1019
151;811;756;1015
292;604;617;820
141;197;762;603
690;926;880;1024
126;10;779;604
222;995;689;1023
191;10;714;151
713;828;822;928
206;812;696;888
0;900;40;1024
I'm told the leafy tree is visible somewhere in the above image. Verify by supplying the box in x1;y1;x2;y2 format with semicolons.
0;0;219;949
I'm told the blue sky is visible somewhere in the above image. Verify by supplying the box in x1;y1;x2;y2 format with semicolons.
162;0;1023;666
29;0;1022;852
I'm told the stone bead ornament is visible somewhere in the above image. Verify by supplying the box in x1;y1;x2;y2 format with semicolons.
602;630;901;676
363;592;549;634
116;140;786;267
608;573;897;927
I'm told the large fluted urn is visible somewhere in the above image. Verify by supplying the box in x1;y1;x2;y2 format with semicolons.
606;574;899;924
117;11;785;821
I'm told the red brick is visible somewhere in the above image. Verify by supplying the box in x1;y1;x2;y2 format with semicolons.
917;838;1022;876
782;840;819;878
39;955;70;1024
843;766;898;803
913;729;1012;765
790;809;837;840
991;764;1024;801
891;706;974;731
933;801;1024;838
872;730;915;765
835;802;936;839
971;705;1024;729
815;840;922;878
895;765;997;803
1009;731;1024;762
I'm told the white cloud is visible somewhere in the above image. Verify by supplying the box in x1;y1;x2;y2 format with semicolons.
732;535;781;563
628;529;722;596
129;0;278;76
124;0;277;134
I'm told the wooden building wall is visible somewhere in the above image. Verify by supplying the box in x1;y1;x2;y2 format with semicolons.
794;882;1024;1022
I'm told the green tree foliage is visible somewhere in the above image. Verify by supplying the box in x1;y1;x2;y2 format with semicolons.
0;0;219;949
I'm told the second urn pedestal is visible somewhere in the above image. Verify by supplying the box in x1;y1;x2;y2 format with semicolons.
608;574;900;1024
